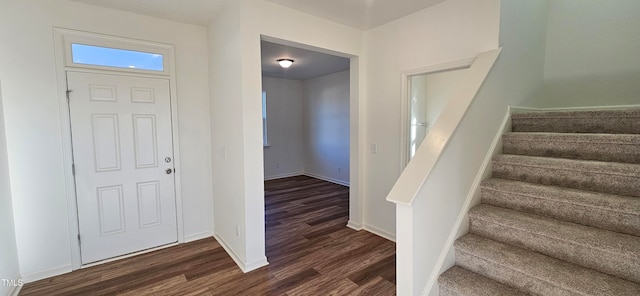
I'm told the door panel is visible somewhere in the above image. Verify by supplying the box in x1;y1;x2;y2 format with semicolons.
132;114;159;168
68;71;177;264
92;114;122;172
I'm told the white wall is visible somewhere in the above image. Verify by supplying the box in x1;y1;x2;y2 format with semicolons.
303;70;350;186
208;0;364;271
208;1;254;270
262;77;304;179
0;0;212;281
364;0;501;240
0;82;21;296
541;0;640;107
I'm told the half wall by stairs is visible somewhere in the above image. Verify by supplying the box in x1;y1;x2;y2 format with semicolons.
438;109;640;295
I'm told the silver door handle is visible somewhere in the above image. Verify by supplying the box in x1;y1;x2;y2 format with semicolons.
166;168;173;174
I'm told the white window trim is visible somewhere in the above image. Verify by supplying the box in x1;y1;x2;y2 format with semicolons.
53;28;184;272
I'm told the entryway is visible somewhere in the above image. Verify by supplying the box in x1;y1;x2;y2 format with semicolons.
67;71;177;264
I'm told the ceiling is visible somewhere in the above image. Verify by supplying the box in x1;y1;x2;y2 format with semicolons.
261;41;349;80
265;0;447;30
71;0;229;26
69;0;445;79
70;0;446;30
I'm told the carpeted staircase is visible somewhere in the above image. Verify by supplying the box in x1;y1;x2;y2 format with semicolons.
438;109;640;295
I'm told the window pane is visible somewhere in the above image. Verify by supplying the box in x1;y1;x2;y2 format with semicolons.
262;91;267;119
71;44;164;71
262;91;269;146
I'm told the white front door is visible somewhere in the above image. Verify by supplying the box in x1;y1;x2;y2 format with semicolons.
67;71;177;264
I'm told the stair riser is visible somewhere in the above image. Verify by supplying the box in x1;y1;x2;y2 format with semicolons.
511;117;640;134
455;234;640;295
469;217;640;283
492;162;640;197
438;287;456;296
480;188;640;236
438;267;528;296
502;138;640;164
455;250;580;296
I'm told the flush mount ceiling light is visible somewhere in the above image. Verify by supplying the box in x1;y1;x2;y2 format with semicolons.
277;58;294;68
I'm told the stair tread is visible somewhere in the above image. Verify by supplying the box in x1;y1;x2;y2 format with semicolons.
511;109;640;119
470;204;640;257
511;109;640;134
455;234;640;296
504;132;640;144
469;204;640;282
481;178;640;236
502;132;640;163
492;154;640;197
493;154;640;177
481;178;640;216
439;266;528;296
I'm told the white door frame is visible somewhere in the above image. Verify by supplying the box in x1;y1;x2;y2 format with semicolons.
399;57;475;170
53;28;184;270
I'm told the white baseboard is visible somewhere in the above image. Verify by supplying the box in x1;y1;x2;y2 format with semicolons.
264;171;304;181
8;284;22;296
346;220;363;231
303;172;350;187
213;232;268;273
264;171;351;188
21;264;72;283
347;220;395;242
213;233;245;272
184;230;214;243
363;224;396;242
244;256;269;273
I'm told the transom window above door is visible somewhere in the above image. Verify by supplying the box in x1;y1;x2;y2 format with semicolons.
71;44;164;72
57;28;173;76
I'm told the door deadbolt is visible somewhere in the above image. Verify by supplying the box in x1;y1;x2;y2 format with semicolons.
166;168;173;174
165;157;172;163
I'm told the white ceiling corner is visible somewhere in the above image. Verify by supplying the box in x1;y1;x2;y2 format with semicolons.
68;0;447;79
69;0;230;26
264;0;447;30
70;0;446;30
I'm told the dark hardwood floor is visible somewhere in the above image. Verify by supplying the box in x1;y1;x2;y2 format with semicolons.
20;176;396;295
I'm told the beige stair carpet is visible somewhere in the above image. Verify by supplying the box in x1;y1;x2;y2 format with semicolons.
438;109;640;296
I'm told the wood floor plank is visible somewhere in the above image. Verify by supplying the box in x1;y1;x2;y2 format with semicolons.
20;176;396;296
348;254;397;285
117;274;187;296
347;276;396;296
286;276;359;296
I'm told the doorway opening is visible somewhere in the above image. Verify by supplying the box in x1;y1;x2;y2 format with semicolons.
259;38;352;261
403;66;471;165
